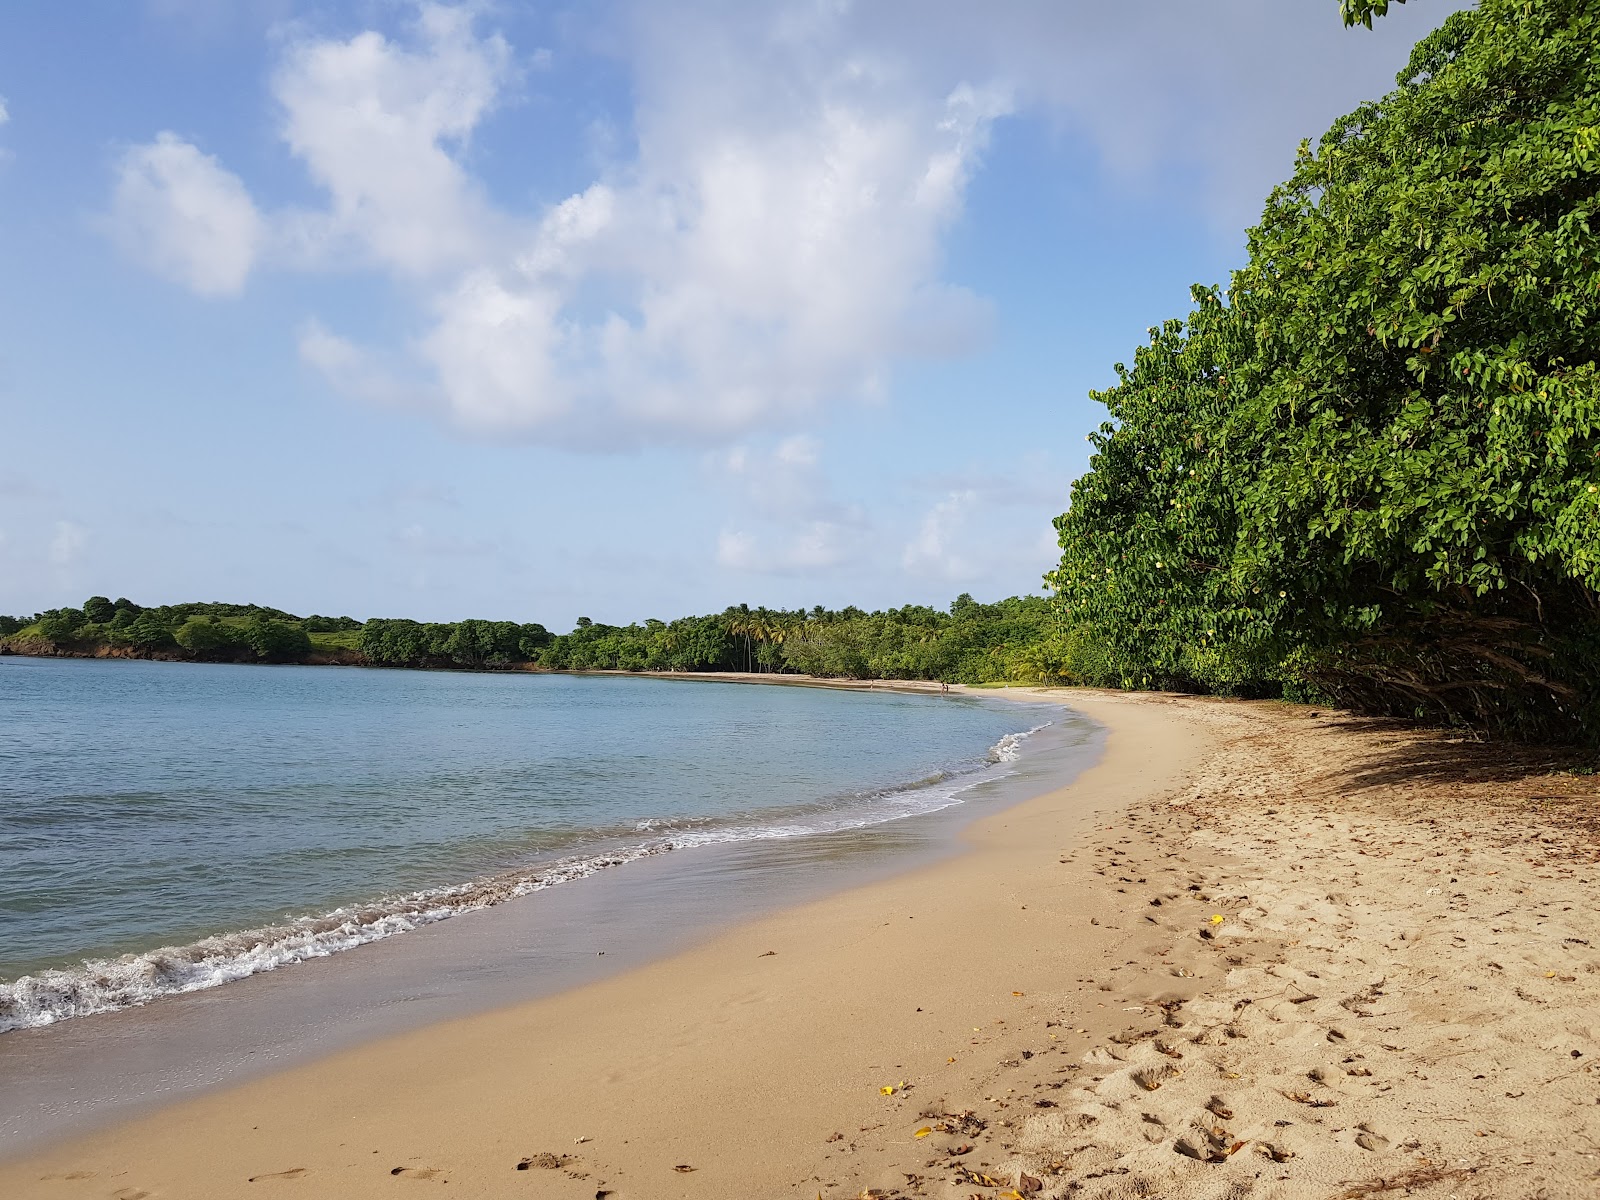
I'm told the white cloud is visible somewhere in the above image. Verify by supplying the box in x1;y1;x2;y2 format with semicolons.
0;95;9;126
49;521;87;568
107;132;263;295
109;0;1463;443
902;489;977;580
114;3;1010;443
270;3;512;276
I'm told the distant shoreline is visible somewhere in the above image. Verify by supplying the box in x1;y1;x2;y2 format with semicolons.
0;644;1027;695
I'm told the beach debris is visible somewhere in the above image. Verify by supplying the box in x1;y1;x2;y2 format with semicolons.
932;1111;987;1136
673;1164;696;1173
1016;1171;1044;1195
1012;990;1025;996
913;1126;933;1139
516;1153;567;1171
759;950;776;957
879;1081;907;1095
1282;1090;1338;1108
1334;1165;1477;1197
575;1136;592;1144
1211;914;1226;925
955;1165;1004;1187
247;1168;308;1182
825;1133;844;1143
1205;1096;1233;1120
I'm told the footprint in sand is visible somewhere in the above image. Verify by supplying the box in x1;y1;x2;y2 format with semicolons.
38;1172;96;1181
389;1167;444;1181
248;1168;308;1182
112;1190;152;1200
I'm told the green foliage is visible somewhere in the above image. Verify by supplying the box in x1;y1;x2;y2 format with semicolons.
1341;0;1407;29
0;614;24;638
82;596;115;623
175;617;250;657
5;593;1066;685
36;608;86;643
245;617;311;661
1052;0;1600;741
119;612;178;650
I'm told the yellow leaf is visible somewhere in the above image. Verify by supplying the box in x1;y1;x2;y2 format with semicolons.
1545;971;1557;978
947;1056;956;1063
880;1085;896;1095
1211;914;1225;925
914;1127;933;1139
1012;990;1025;996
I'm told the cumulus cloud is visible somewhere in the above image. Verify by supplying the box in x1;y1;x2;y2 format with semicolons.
111;0;1462;442
270;3;512;275
0;95;9;126
107;132;263;295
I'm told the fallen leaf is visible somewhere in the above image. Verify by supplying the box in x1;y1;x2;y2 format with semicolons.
673;1164;696;1173
1211;914;1226;925
1012;991;1025;996
913;1127;932;1139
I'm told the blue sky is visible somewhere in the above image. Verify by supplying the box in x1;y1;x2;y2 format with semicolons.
0;0;1463;627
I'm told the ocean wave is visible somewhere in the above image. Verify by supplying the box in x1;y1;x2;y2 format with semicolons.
0;719;1053;1034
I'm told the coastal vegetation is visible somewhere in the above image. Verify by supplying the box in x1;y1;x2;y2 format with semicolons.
1050;0;1600;743
0;594;1058;684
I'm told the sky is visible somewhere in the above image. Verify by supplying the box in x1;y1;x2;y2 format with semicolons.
0;0;1466;627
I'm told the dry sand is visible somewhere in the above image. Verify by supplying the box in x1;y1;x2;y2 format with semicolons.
5;691;1599;1200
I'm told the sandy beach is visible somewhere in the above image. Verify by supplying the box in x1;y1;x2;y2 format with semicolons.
5;690;1599;1200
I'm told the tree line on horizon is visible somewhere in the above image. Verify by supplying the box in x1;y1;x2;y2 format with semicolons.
0;593;1062;684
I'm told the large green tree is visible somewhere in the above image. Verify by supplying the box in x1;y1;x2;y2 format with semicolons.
1053;0;1600;740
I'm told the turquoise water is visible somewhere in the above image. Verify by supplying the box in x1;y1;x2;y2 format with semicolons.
0;657;1058;1031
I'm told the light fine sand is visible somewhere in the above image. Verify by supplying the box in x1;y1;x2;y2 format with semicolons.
5;692;1599;1199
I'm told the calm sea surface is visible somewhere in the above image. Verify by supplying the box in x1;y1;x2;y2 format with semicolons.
0;657;1063;1032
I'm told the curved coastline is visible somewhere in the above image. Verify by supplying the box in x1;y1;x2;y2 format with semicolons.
0;686;1059;1036
0;681;1100;1158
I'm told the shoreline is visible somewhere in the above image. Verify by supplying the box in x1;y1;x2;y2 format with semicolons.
1;641;1028;693
0;674;1063;1041
0;678;1091;1159
7;692;1597;1198
0;684;1177;1200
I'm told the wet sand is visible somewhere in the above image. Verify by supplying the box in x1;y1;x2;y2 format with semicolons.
6;690;1599;1199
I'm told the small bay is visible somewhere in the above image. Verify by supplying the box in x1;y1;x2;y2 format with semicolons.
0;656;1067;1030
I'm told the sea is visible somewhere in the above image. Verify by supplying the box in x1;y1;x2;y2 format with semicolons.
0;657;1095;1039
